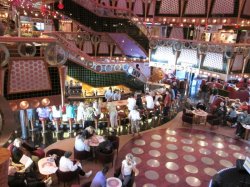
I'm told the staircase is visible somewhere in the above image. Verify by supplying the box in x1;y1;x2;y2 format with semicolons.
55;0;149;54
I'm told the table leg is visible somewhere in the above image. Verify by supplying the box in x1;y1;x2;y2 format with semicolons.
245;129;250;140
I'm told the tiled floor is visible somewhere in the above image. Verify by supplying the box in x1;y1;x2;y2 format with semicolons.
45;112;250;187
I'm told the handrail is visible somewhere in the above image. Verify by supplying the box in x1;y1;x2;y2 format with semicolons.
45;32;147;82
151;36;250;47
72;0;151;39
0;36;56;43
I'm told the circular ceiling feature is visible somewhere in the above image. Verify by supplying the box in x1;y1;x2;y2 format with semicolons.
233;152;246;160
195;134;206;139
134;157;142;165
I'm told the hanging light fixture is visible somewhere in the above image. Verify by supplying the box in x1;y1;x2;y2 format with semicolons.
58;0;64;10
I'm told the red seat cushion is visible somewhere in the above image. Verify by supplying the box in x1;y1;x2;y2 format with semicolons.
33;148;45;158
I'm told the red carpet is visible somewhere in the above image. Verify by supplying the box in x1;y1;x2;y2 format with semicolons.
116;128;250;187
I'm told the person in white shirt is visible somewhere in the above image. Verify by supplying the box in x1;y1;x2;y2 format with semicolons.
105;87;113;102
52;105;62;132
119;153;137;186
128;106;141;136
59;151;92;177
112;90;121;101
107;100;118;132
127;94;136;111
74;132;91;152
145;93;154;109
77;102;85;127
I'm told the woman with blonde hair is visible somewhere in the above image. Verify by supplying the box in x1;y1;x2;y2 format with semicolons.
119;153;137;187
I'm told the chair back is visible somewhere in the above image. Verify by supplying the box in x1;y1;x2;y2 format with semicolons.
56;169;79;184
107;136;120;150
96;150;115;166
73;147;91;161
182;113;193;125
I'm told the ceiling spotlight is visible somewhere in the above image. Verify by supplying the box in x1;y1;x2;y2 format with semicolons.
192;19;195;23
172;18;176;22
201;19;205;23
222;19;227;23
183;19;187;22
213;19;217;23
163;18;167;22
170;24;173;27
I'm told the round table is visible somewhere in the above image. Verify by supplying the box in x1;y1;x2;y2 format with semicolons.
192;110;208;125
89;135;105;147
107;177;122;187
38;157;58;176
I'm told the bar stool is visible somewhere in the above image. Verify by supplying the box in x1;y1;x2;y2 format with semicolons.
146;108;155;127
39;117;47;133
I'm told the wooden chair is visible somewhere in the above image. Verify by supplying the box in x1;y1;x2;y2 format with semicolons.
96;149;115;167
56;169;80;187
73;147;91;164
107;135;120;156
182;113;193;126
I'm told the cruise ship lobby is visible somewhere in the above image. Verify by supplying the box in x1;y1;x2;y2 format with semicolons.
0;0;250;187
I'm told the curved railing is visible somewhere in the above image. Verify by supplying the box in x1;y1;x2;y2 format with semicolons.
45;32;148;82
72;0;151;39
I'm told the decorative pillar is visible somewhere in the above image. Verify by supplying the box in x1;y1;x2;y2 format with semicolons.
242;56;249;77
20;110;28;140
225;58;232;82
0;148;10;187
58;65;67;106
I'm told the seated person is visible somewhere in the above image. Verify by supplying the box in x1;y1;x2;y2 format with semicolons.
226;106;238;127
145;93;154;110
232;99;242;110
11;138;39;167
84;126;95;139
74;131;91;152
119;153;137;187
59;151;92;177
97;137;114;154
240;101;249;111
8;159;52;187
184;97;194;111
136;94;144;110
235;112;250;138
90;166;109;187
215;102;227;125
196;101;206;111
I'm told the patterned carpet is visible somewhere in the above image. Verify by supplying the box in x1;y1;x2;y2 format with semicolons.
116;127;250;187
